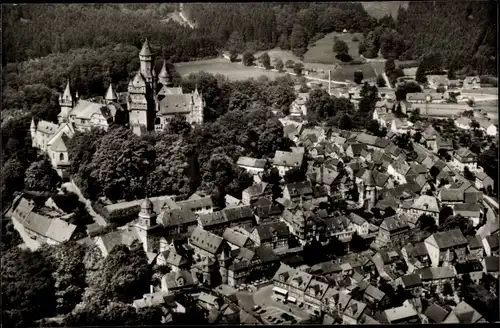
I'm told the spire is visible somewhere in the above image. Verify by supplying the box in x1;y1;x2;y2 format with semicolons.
105;83;118;101
194;85;199;96
63;81;72;101
30;117;36;130
158;59;169;78
139;38;152;57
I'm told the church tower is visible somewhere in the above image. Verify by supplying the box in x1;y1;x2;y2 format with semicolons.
363;170;377;211
134;198;160;253
58;81;73;123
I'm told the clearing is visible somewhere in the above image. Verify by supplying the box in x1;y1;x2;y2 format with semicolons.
303;32;364;65
361;1;409;20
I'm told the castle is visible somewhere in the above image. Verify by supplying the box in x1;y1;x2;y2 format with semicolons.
31;38;205;179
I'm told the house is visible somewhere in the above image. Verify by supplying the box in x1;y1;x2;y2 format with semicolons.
161;270;195;293
475;172;494;191
283;181;313;202
304;277;330;313
174;195;214;215
402;242;431;268
95;228;140;257
439;188;465;205
453;203;482;226
363;284;386;304
225;195;241;208
156;207;199;236
253;197;283;224
236;156;267;175
199;206;255;234
419;266;457;291
290;93;309;117
346;144;368;158
250;221;290;250
384;303;420;324
434;136;454;152
408;195;440;226
225;245;280;288
273;150;304;176
466;235;484;261
273;264;313;306
406;93;427;104
10;197;77;250
482;233;499;256
482;256;499;277
376;214;411;247
157;250;190;271
390;118;412;134
222;227;254;250
400;274;423;297
349;213;370;236
342;299;367;324
197;292;221;311
453;148;478;172
476;117;498;136
452;301;484;323
272;263;297;302
424;304;450;323
424;229;468;267
463;76;481;89
241;183;270;205
188;227;224;260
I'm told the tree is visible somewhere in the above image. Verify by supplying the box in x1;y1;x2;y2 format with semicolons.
417;214;438;233
229;51;238;62
333;39;349;57
395;82;422;101
259;52;271;69
349;232;368;253
354;70;364;84
226;30;245;53
385;58;396;75
439;214;475;236
439;206;454;225
24;157;61;192
284;166;306;184
242;51;255;66
415;64;427;84
228;91;251;112
2;247;56;327
275;59;284;72
365;119;381;135
463;166;475;181
376;74;386;87
166;114;192;135
285;60;295;68
293;63;304;76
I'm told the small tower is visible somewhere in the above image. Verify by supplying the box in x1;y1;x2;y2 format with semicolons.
137;197;157;229
139;38;155;88
30;117;37;147
158;59;173;87
128;72;151;135
191;86;204;125
58;81;73;123
105;83;118;104
218;245;232;284
363;170;377;211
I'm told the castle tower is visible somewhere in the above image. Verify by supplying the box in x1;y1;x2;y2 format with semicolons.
128;72;151;135
105;83;118;104
139;38;156;90
58;81;73;123
191;87;204;125
158;59;173;87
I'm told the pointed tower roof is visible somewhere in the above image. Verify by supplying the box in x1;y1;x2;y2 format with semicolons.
105;83;118;101
30;117;36;129
139;38;152;56
63;81;72;100
132;72;146;87
158;60;169;78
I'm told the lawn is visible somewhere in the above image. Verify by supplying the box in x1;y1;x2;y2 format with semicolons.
303;32;364;65
174;58;289;81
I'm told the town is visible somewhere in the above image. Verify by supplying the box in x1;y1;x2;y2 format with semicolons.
2;2;498;327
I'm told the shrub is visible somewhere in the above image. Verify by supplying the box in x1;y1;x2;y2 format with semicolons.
352;35;359;42
310;33;325;43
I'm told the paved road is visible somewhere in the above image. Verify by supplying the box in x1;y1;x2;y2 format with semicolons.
251;284;310;320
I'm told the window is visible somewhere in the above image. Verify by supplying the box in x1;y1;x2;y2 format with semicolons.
60;153;64;161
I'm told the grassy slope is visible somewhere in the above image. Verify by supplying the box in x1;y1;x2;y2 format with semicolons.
303;32;364;65
361;1;409;20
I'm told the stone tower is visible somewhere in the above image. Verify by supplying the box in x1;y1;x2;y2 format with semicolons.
134;198;159;253
363;170;377;211
218;244;232;285
190;87;205;125
139;38;156;90
58;81;73;123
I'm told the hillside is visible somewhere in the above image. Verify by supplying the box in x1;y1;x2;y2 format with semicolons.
361;1;409;20
304;32;364;65
396;1;497;75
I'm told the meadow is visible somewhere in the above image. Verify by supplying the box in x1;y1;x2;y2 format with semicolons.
303;32;364;65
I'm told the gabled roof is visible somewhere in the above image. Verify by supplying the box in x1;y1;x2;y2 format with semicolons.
411;195;440;213
440;188;464;202
237;156;267;169
273;150;304;167
254;221;290;241
98;229;139;255
157;208;198;227
453;301;483;323
36;120;58;135
222;227;250;248
189;227;224;255
401;274;422;288
425;229;468;250
380;214;409;232
425;304;449;323
420;266;456;280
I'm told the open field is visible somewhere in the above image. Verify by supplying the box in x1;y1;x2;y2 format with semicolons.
304;32;364;65
174;58;290;81
254;48;304;66
361;1;409;19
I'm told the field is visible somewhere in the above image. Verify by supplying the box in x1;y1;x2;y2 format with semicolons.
361;1;409;19
303;32;364;65
254;48;303;66
174;58;289;81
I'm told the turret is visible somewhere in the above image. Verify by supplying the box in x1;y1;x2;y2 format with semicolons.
30;117;37;146
158;59;173;87
139;38;155;85
58;81;74;123
105;83;118;103
136;197;157;229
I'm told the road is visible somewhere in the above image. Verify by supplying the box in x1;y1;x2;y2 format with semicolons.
254;66;350;85
62;181;108;226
